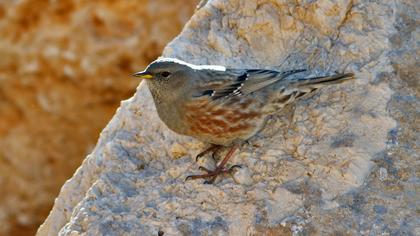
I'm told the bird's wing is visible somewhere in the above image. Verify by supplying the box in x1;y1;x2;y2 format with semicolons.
193;69;306;100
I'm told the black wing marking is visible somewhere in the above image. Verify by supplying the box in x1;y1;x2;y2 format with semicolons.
211;72;248;99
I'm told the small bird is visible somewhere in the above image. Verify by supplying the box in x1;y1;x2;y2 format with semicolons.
133;58;354;184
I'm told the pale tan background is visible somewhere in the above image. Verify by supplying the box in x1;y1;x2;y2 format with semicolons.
0;1;196;235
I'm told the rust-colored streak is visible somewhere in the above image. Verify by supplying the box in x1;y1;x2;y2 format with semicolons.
194;118;225;134
224;111;260;123
197;117;213;126
239;100;252;109
227;124;250;133
240;111;260;119
195;125;213;134
185;99;208;112
211;119;228;128
190;126;198;133
211;109;226;116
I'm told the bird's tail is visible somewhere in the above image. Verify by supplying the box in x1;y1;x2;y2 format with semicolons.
290;73;355;90
273;72;355;105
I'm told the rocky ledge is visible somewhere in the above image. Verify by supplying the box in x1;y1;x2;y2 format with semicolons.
38;0;418;235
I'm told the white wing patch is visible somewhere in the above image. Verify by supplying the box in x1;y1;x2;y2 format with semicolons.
231;74;248;95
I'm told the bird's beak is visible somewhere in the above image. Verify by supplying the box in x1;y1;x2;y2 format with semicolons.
132;70;153;79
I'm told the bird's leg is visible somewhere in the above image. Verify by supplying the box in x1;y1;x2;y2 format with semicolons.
195;144;222;162
186;145;240;184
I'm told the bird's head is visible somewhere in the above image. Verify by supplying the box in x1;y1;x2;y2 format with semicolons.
132;58;197;103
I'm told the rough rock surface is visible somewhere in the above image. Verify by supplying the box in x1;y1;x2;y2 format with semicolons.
38;0;418;235
0;1;195;235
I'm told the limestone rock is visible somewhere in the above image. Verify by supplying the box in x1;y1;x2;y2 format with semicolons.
0;1;195;235
38;0;418;235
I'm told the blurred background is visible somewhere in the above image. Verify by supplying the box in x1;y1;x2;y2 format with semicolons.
0;0;196;235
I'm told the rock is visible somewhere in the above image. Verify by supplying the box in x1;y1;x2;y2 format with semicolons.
0;1;195;235
38;0;418;235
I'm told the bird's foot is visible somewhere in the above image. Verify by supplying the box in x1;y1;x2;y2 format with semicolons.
185;165;241;184
187;145;239;184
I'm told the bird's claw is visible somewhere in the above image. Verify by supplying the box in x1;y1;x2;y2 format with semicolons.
228;165;242;172
195;145;222;162
196;151;218;162
211;152;217;161
195;150;213;162
185;175;193;181
195;153;205;162
198;166;211;172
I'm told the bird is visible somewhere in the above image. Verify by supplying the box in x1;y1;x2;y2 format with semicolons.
133;58;354;184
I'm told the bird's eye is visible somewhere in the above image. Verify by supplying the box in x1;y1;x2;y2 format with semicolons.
160;71;171;78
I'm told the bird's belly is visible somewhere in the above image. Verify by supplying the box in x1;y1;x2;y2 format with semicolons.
183;98;264;145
